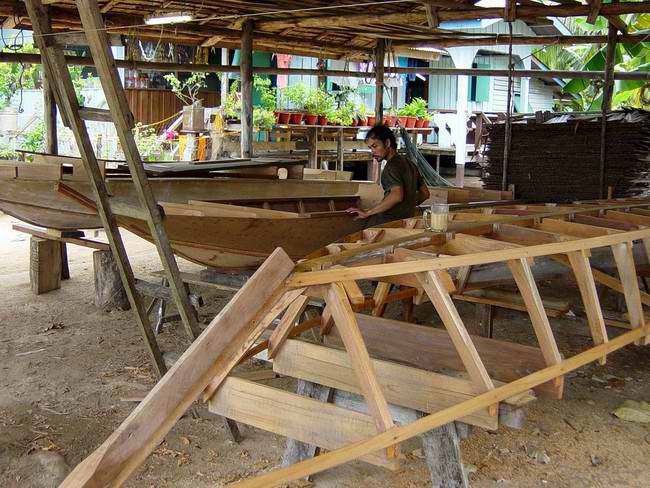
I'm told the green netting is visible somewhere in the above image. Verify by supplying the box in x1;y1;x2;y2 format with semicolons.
399;127;455;188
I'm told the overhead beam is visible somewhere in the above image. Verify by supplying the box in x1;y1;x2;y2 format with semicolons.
395;33;648;48
2;52;650;82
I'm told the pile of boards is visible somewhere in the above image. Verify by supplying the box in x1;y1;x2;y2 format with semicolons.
481;109;650;201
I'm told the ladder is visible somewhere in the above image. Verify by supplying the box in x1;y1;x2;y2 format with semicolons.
24;0;201;378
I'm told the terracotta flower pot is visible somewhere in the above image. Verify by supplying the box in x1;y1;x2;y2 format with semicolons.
421;119;432;135
317;115;328;126
406;116;417;128
304;114;318;125
357;117;368;127
289;112;304;124
367;115;376;126
351;119;358;127
415;117;425;128
397;116;408;127
277;111;291;124
384;115;396;126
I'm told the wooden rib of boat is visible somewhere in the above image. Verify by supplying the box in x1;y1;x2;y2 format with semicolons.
0;156;513;270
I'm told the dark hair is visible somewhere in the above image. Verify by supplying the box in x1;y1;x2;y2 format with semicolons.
364;124;397;149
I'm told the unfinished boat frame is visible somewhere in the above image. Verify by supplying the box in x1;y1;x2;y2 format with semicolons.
57;198;650;487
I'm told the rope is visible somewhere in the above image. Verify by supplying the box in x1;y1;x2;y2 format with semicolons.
399;126;455;187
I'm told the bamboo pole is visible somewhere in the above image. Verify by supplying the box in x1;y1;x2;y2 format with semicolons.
2;52;650;81
501;23;514;192
240;19;253;159
599;22;618;199
42;73;58;154
374;40;385;124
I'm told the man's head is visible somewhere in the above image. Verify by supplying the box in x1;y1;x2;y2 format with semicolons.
365;124;397;160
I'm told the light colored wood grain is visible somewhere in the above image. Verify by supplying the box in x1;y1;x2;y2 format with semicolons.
268;295;310;359
611;242;648;346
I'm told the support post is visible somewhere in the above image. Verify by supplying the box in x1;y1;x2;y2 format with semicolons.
30;236;61;295
501;23;514;192
220;48;229;105
93;249;130;311
418;412;469;488
43;74;58;154
599;22;617;199
374;40;385;124
240;20;254;158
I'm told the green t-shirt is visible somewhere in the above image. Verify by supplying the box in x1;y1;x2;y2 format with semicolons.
379;153;423;220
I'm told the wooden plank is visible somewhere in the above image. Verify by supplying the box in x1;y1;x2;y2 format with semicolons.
566;250;608;364
273;339;500;429
268;295;310;359
231;327;647;488
537;218;621;238
187;200;300;218
0;163;17;179
416;271;495;393
16;163;62;180
507;258;563;369
12;224;110;251
60;248;294;487
611;242;648;346
606;210;650;227
287;228;650;287
326;283;396;457
208;377;396;469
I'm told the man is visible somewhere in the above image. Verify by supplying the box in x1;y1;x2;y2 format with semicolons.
347;124;430;227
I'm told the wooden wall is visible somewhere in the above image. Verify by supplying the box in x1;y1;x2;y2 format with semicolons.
125;89;220;126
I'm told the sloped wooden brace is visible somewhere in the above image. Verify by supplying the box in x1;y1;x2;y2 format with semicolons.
372;281;391;317
60;248;295;488
268;295;310;359
611;242;648;346
416;271;495;393
507;258;563;368
456;265;472;293
320;304;335;336
566;250;608;364
326;282;397;458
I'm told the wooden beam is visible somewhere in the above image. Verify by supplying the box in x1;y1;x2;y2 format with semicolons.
268;295;310;359
273;339;501;429
507;258;563;369
611;242;648;346
416;271;495;393
209;377;396;469
232;327;647;488
326;283;396;457
372;281;391;317
566;250;608;364
60;248;295;487
240;19;253;159
587;0;602;24
287;228;650;287
2;51;650;81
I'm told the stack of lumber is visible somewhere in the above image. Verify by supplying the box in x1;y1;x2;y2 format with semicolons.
481;110;650;201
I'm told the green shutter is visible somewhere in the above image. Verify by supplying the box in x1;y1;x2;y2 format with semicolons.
475;63;490;102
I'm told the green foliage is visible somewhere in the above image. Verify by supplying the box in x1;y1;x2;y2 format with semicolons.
304;85;335;116
0;141;17;159
282;83;308;110
0;44;40;109
538;14;650;111
133;123;162;161
253;107;276;130
330;100;355;126
253;75;276;111
164;72;207;106
20;120;45;153
223;79;242;120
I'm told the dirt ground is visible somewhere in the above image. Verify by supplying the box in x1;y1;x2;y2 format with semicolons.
1;210;650;487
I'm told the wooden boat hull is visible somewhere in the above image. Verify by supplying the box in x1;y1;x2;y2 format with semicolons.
0;177;377;269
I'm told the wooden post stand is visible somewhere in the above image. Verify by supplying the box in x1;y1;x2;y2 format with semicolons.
30;236;62;295
418;413;469;488
93;250;130;311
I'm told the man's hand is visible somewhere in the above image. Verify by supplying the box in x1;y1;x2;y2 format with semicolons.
346;207;370;220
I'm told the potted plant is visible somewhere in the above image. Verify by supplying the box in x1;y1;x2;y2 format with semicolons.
164;73;208;131
398;101;418;128
222;79;242;123
282;83;308;124
367;112;376;126
335;101;355;127
254;75;278;126
253;107;276;140
356;104;368;126
384;107;397;127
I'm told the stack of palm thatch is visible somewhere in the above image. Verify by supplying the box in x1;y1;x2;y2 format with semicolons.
481;110;650;201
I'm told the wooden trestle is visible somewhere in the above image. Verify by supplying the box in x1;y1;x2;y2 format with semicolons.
61;199;650;487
